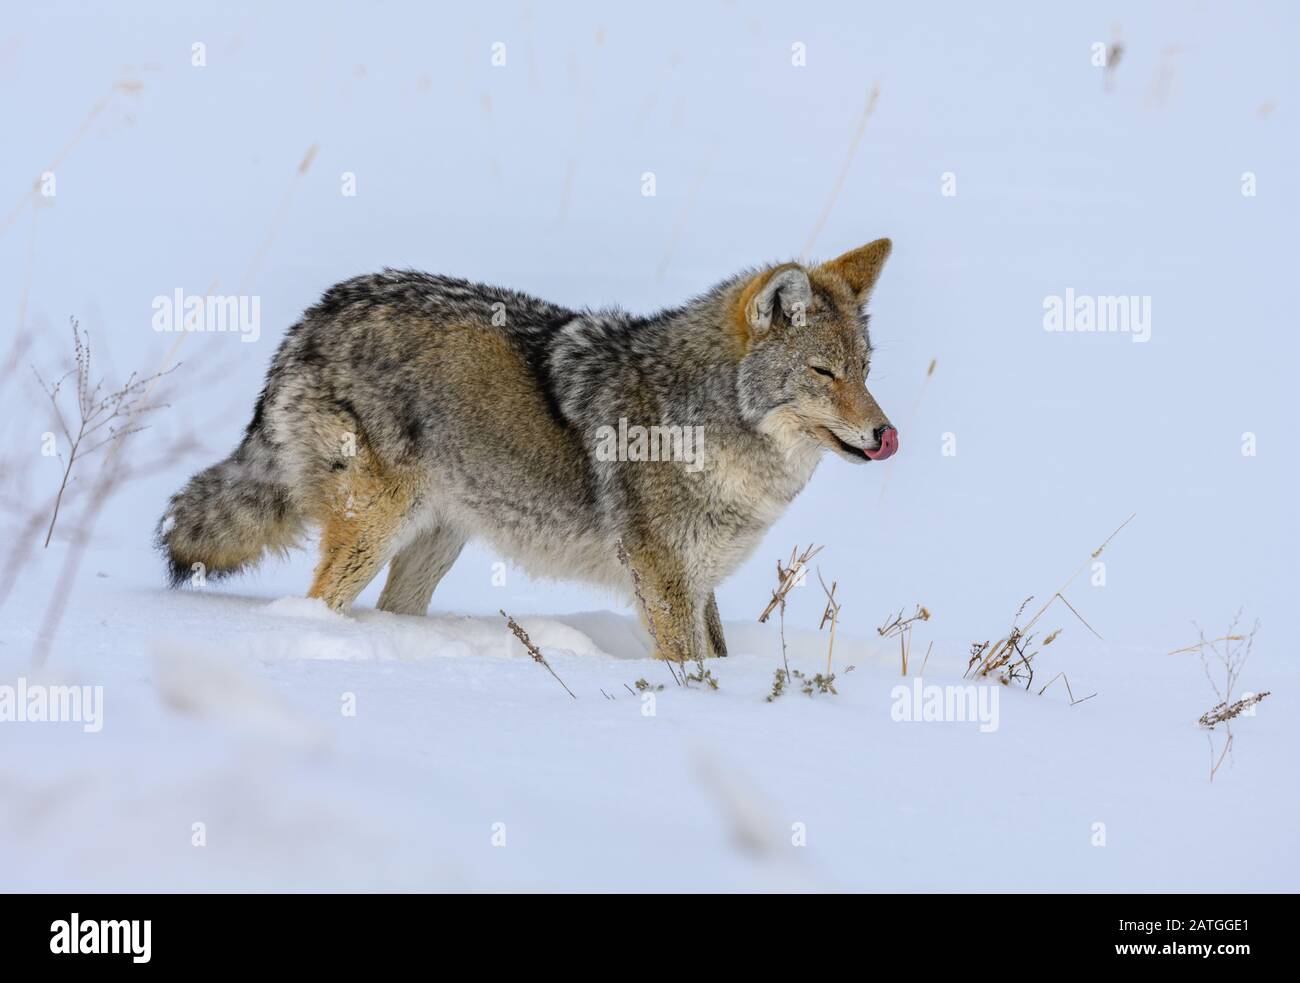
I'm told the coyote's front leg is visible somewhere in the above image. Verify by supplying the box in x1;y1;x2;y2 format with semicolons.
622;542;706;664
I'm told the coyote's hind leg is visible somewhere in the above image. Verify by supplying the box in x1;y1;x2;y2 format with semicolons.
704;592;728;658
307;452;416;613
376;526;465;616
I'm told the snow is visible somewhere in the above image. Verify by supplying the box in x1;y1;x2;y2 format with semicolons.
2;1;1297;891
2;574;1295;891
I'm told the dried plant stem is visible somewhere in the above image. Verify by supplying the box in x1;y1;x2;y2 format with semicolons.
816;569;840;676
1168;635;1244;657
43;452;76;548
878;604;931;676
759;544;822;623
778;595;791;683
1199;692;1269;729
35;318;176;548
1055;593;1102;640
656;158;711;280
963;515;1132;692
1022;512;1135;636
1037;672;1097;706
801;82;880;261
1170;613;1264;782
1209;732;1233;782
2;76;139;238
500;610;577;700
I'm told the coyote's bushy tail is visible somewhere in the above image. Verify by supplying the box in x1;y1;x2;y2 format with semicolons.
156;431;302;588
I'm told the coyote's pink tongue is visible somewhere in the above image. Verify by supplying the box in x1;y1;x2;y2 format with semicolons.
864;426;898;461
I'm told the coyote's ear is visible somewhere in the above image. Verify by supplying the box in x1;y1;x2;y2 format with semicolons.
738;264;812;340
818;238;892;305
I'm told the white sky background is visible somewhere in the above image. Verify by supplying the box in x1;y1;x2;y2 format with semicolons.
2;0;1296;650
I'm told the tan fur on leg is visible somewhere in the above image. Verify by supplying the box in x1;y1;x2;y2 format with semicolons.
308;451;416;612
624;544;704;664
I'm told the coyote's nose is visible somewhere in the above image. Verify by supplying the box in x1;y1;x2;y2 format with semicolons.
864;425;898;461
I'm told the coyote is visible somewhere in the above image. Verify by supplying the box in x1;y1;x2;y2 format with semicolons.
158;239;898;662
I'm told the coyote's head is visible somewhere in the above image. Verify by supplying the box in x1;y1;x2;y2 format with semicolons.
733;238;897;464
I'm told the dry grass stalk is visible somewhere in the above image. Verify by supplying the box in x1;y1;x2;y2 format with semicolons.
878;603;930;676
967;515;1135;693
238;143;318;291
25;318;202;665
758;543;822;623
34;317;176;548
968;628;1045;689
2;74;143;238
965;596;1057;689
655;159;710;281
1037;672;1097;705
801;82;880;261
760;548;841;701
760;544;824;688
1209;734;1232;783
816;569;840;675
1182;612;1260;713
1020;512;1135;638
1168;634;1245;657
1171;613;1266;781
918;640;934;676
499;609;577;699
1199;692;1269;729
